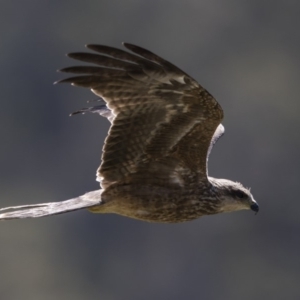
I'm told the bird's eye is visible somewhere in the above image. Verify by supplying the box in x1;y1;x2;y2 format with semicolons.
235;190;246;199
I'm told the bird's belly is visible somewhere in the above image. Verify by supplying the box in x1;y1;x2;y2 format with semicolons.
89;184;208;223
120;209;201;223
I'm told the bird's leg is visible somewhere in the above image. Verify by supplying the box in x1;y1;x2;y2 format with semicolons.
0;189;102;220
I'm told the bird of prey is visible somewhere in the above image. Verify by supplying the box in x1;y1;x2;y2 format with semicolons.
0;43;258;222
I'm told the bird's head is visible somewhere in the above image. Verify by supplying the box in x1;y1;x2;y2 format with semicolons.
209;178;259;214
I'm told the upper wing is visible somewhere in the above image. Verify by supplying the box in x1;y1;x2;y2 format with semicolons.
57;43;223;188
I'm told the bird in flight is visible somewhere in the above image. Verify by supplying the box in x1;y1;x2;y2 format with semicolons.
0;43;258;222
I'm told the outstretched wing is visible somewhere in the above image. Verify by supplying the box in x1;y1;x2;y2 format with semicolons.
57;43;223;188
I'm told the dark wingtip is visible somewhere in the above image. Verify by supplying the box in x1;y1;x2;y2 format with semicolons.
67;53;77;59
123;42;136;50
53;78;70;85
69;111;83;116
57;68;68;73
86;44;98;50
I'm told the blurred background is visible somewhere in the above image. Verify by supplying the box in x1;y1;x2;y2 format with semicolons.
0;1;299;299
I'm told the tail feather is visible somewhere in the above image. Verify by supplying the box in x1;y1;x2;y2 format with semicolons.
0;190;102;220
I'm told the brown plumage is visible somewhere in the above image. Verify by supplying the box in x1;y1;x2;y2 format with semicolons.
0;43;258;222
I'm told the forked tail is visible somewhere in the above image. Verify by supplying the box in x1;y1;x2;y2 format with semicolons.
0;190;102;220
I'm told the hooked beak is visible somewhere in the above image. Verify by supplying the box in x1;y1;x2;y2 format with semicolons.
250;202;259;214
